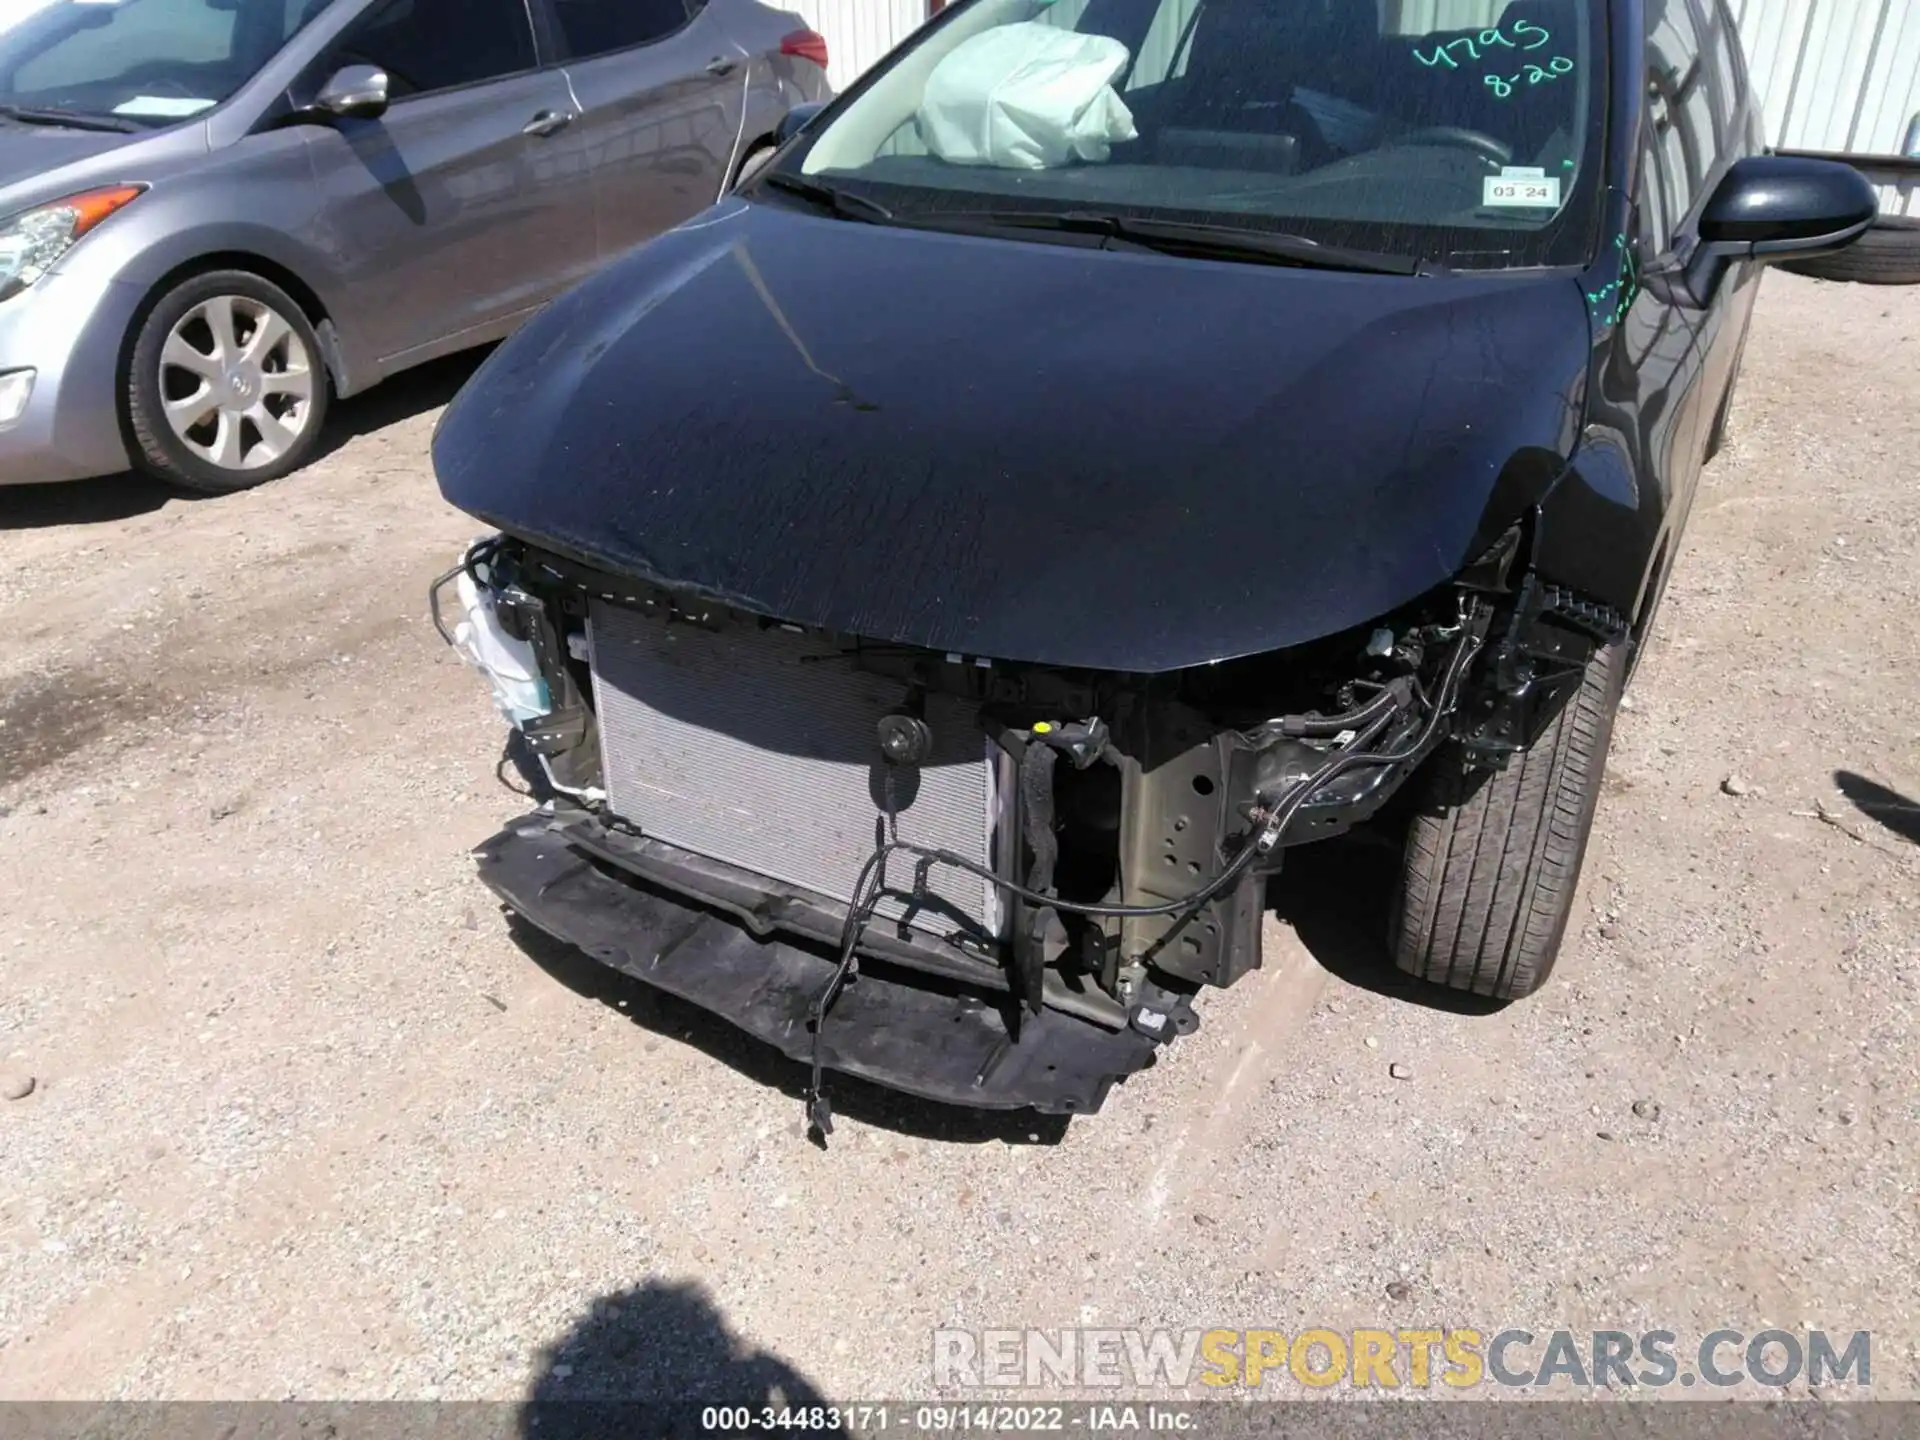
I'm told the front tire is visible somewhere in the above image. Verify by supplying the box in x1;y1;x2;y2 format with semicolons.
1391;643;1626;1000
1777;216;1920;286
126;269;330;495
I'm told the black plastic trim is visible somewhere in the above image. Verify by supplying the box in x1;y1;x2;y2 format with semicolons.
549;813;1129;1029
475;817;1158;1114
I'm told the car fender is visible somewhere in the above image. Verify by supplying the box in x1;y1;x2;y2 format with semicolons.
1532;424;1664;623
51;153;369;395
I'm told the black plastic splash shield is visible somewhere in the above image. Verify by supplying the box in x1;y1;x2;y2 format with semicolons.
475;816;1158;1114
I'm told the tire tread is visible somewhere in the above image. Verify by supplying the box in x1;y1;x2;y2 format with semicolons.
1778;218;1920;286
1391;644;1624;999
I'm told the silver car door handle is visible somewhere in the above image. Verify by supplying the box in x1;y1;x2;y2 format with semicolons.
523;110;572;138
705;55;738;76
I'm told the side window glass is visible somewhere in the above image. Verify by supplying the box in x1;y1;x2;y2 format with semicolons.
1637;135;1673;255
1034;0;1095;28
549;0;692;60
1646;0;1712;226
1679;0;1725;163
1126;0;1200;90
1692;0;1741;151
338;0;536;98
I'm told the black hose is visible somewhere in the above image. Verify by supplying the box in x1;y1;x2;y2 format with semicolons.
805;771;903;1137
1126;626;1482;964
800;624;1484;1139
835;627;1482;929
919;628;1478;919
428;562;464;646
802;702;1397;1138
1268;677;1415;738
428;535;508;646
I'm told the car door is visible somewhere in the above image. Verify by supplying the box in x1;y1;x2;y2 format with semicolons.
1636;0;1735;540
1579;0;1721;641
1684;0;1763;440
541;0;749;262
303;0;595;373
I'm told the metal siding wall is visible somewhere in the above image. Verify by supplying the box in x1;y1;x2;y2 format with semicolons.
1388;0;1510;30
783;0;931;91
1130;0;1196;83
1732;0;1920;213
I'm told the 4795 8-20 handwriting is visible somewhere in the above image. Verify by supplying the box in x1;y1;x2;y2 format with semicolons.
1413;19;1552;67
1484;57;1574;97
1415;20;1576;98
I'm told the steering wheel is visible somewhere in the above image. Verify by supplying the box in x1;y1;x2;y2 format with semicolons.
1395;125;1514;168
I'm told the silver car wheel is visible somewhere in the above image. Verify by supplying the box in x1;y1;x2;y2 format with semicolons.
158;294;318;473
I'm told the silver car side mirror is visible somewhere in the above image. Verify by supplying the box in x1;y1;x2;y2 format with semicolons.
315;64;390;120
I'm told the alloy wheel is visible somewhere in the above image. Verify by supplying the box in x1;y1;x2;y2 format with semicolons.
157;294;318;474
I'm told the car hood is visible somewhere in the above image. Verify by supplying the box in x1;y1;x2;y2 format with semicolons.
0;123;150;204
435;200;1592;673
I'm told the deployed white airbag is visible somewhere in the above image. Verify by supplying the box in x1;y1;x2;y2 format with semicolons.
917;21;1137;169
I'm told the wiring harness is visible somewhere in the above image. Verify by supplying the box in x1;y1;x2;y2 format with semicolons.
434;537;1495;1140
800;619;1488;1139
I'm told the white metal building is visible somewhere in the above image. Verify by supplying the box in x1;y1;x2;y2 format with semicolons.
783;0;931;91
0;0;55;30
1736;0;1920;212
791;0;1919;211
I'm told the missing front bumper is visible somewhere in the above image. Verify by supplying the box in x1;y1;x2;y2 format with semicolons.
476;815;1158;1115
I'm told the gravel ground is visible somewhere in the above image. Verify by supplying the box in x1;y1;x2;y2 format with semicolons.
0;273;1916;1406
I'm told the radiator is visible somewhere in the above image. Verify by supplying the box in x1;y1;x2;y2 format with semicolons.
587;600;1003;937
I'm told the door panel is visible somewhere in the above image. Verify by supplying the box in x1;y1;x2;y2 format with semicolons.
1560;161;1710;629
1618;234;1711;535
557;4;748;262
304;0;596;370
1683;0;1762;452
1622;0;1720;554
309;70;589;369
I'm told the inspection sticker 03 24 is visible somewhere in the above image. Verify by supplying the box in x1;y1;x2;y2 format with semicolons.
1484;172;1562;208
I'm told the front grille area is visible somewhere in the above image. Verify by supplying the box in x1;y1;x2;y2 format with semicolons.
587;600;1002;937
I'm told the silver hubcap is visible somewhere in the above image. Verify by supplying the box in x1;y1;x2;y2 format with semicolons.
159;294;316;472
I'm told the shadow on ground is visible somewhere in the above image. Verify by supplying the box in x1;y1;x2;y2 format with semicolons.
310;347;489;464
1834;770;1920;846
520;1279;846;1439
0;348;488;531
0;472;169;529
509;918;1070;1147
1266;830;1508;1017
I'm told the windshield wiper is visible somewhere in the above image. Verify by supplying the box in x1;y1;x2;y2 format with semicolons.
903;209;1426;275
0;104;142;134
756;171;894;224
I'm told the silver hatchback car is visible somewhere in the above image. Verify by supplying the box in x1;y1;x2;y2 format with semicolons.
0;0;830;493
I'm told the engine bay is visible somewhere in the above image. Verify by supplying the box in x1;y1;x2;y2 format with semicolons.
436;530;1620;1128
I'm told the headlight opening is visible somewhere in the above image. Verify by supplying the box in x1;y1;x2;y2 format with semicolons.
0;184;145;302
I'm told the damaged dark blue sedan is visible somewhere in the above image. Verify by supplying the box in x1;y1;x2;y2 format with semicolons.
430;0;1876;1127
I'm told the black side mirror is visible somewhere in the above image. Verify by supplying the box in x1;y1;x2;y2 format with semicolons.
313;64;391;121
774;101;827;148
1685;155;1878;294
